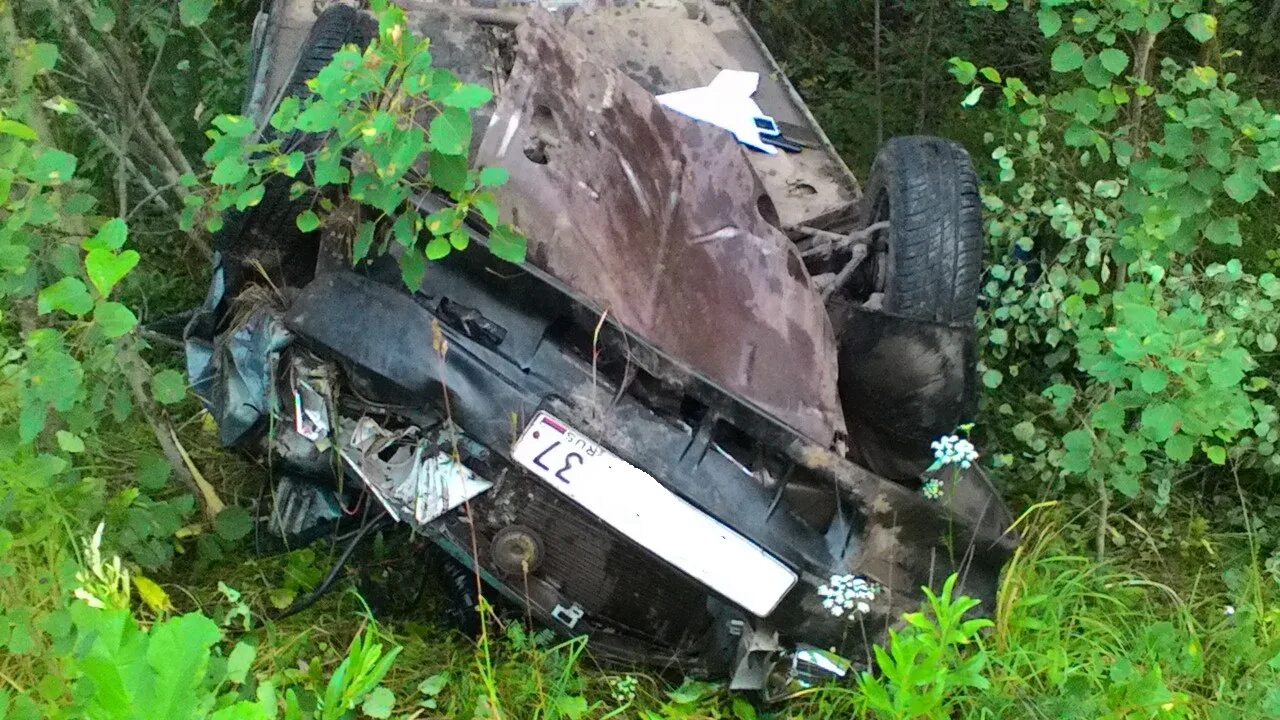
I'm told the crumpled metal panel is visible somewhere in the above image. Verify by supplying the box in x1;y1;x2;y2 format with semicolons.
184;256;293;446
476;11;844;444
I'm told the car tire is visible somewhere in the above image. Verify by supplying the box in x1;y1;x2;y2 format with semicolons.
214;5;376;294
277;5;376;117
835;136;983;480
860;136;983;323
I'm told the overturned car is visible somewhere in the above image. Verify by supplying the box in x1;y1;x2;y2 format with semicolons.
186;0;1015;693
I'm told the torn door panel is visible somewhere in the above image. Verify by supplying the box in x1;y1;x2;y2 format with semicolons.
476;12;844;444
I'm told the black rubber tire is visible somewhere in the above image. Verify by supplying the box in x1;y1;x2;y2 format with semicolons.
278;5;375;115
835;137;983;480
214;6;376;295
861;136;983;324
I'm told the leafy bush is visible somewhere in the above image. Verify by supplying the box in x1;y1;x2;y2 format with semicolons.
193;0;524;292
947;0;1280;512
856;575;993;720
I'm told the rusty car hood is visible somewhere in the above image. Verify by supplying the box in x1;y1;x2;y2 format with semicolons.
475;12;845;444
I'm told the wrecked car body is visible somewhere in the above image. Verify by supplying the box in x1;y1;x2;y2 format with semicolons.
188;0;1015;692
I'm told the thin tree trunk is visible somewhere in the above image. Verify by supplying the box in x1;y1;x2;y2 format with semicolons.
873;0;884;147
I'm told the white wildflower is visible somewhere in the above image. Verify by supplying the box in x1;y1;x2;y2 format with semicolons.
608;674;638;705
922;477;944;500
932;433;979;469
817;574;879;618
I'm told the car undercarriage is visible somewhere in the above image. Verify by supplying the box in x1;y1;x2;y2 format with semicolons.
186;0;1017;695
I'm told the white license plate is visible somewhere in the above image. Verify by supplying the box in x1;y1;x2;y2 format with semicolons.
512;411;796;617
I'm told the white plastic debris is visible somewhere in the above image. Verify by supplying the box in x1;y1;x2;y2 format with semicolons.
657;70;779;155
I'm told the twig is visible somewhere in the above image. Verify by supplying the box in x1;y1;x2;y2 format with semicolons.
118;344;220;519
1096;472;1108;561
873;0;884;147
1129;29;1158;158
915;0;937;132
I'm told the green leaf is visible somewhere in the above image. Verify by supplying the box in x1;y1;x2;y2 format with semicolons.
295;100;339;133
1111;472;1140;498
151;369;187;405
1118;303;1159;337
1207;353;1246;388
90;5;117;31
280;151;306;177
1224;170;1261;203
147;613;222;718
1012;421;1036;444
56;430;85;453
1098;48;1129;75
226;642;256;685
270;97;301;132
1204;444;1226;465
212;156;249;185
448;229;470;251
554;695;589;720
392;213;417;248
488;224;526;263
1204;217;1242;246
26;42;58;76
442;84;494;110
418;673;449;697
1184;13;1217;43
136;453;171;490
429;107;472;156
1146;11;1171;33
1050;42;1084;72
1061;429;1093;473
473;192;500;226
1081;55;1111;87
399;250;426;292
1259;333;1278;352
235;184;265;211
1092;400;1125;431
40;95;78;116
982;369;1003;388
38;277;93;316
1037;8;1062;37
961;86;984;108
295;210;320;233
85;248;140;296
1139;368;1169;394
179;0;213;27
1165;433;1194;462
33;148;77;184
1064;122;1095;147
353;221;375;263
429;150;468;193
214;506;252;542
0;119;37;140
478;166;509;188
947;58;977;84
425;235;451;260
85;218;128;251
1141;403;1180;442
93;301;138;338
212;114;256;138
361;687;396;719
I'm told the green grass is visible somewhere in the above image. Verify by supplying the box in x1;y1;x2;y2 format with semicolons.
7;410;1274;719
